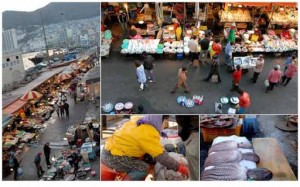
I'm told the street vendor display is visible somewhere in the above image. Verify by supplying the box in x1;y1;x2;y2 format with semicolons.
201;135;273;181
101;30;113;57
121;39;160;54
232;29;298;53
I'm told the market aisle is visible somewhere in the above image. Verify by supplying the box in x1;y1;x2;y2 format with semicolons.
4;96;100;181
102;51;298;114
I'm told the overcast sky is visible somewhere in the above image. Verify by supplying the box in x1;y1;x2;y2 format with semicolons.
0;0;52;12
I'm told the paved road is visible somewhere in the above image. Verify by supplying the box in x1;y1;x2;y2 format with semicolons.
101;50;298;114
3;95;100;181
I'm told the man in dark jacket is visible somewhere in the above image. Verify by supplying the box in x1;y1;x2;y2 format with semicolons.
199;34;210;63
34;152;44;178
175;115;199;181
64;102;70;118
43;142;51;168
203;55;221;83
142;51;156;83
9;152;21;180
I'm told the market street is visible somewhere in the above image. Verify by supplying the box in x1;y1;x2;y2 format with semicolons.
102;50;298;114
3;96;100;181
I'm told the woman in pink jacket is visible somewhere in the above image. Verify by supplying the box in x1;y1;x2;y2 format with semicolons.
266;65;282;93
282;61;298;86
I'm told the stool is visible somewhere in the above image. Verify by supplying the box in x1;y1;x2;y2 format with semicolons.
243;116;259;133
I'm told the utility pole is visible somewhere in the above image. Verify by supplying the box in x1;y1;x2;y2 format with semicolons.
61;12;68;52
40;11;50;68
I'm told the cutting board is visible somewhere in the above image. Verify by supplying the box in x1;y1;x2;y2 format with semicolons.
252;138;297;181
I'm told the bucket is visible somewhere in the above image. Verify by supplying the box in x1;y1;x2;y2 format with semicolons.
101;162;117;181
177;53;183;60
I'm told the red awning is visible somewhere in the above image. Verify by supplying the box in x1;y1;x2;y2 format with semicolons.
3;99;28;115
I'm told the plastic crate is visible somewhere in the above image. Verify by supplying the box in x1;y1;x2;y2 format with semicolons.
202;125;242;143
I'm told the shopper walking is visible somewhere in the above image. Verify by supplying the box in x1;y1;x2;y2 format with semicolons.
135;60;147;91
251;54;265;83
53;102;60;117
188;35;199;64
43;143;51;168
59;102;65;117
237;89;251;114
203;55;221;83
199;34;210;64
282;60;297;86
210;38;222;59
9;152;21;180
225;41;234;66
34;152;44;178
283;55;296;73
72;91;77;104
266;65;282;93
64;102;70;118
171;67;190;94
142;51;156;83
231;65;242;92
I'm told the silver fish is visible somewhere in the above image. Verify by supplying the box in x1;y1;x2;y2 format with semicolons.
204;150;260;168
208;140;253;155
201;163;248;181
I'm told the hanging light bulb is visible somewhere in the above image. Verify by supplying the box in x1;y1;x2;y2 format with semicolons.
279;7;284;11
238;5;242;8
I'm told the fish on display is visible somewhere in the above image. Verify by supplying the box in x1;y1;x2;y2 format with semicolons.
201;163;273;181
208;140;253;155
204;150;260;168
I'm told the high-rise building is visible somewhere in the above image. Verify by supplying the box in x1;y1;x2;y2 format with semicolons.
2;29;19;52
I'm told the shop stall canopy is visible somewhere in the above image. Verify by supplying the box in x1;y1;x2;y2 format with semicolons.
3;99;27;115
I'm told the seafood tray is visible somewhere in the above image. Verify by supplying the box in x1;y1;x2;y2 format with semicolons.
201;124;242;143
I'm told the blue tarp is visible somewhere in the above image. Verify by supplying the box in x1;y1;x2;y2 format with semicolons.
2;113;14;128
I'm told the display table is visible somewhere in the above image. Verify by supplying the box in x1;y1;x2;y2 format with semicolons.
121;39;160;54
253;138;297;181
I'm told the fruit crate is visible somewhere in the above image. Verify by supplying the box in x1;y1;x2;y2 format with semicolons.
202;125;242;143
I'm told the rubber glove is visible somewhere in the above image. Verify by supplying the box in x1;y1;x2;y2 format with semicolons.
177;164;189;177
161;132;168;139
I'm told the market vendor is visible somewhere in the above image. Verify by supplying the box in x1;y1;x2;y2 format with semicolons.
281;25;292;40
101;115;189;180
128;28;143;39
228;22;237;43
250;27;263;42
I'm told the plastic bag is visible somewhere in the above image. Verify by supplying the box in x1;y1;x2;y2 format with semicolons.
17;167;23;176
140;83;144;90
211;75;218;83
264;80;270;87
